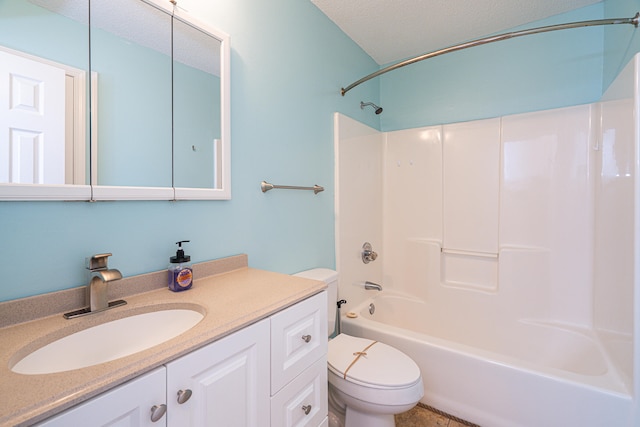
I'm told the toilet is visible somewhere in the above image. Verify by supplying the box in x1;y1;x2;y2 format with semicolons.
294;269;424;427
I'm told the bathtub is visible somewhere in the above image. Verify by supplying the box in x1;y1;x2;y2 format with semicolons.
340;292;633;427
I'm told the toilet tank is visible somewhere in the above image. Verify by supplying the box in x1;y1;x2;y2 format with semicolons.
293;268;338;337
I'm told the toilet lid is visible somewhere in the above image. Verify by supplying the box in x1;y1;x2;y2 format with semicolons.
328;334;421;388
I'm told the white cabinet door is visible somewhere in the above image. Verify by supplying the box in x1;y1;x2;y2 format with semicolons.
166;318;270;427
35;367;167;427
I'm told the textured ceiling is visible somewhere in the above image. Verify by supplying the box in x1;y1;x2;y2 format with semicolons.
311;0;603;64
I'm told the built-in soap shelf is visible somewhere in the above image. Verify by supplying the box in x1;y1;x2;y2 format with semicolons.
441;247;499;292
441;248;498;258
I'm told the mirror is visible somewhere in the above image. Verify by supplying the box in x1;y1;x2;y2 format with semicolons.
0;0;91;200
172;7;230;200
172;17;222;190
90;0;173;189
0;0;231;201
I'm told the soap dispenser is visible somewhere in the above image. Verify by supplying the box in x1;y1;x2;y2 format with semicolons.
168;240;193;292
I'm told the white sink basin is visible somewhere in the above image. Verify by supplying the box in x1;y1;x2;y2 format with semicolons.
12;309;204;375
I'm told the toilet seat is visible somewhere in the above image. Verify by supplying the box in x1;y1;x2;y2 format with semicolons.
328;334;421;389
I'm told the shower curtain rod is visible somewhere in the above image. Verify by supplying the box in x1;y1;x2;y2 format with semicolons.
341;13;639;96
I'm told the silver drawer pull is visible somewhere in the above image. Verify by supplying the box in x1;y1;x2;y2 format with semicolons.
150;404;167;422
301;334;312;343
177;389;193;404
302;404;312;415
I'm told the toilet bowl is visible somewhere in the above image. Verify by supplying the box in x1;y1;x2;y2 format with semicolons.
294;269;424;427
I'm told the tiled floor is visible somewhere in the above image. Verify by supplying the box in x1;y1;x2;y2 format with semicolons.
395;404;479;427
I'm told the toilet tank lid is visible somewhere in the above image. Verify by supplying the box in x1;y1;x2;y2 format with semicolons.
293;268;338;284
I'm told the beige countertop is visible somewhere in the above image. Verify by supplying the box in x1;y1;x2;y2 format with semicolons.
0;255;326;427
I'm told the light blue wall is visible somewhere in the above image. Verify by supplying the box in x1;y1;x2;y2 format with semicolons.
0;0;379;302
378;3;615;131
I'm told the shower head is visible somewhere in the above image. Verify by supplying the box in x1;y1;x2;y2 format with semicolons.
360;101;383;115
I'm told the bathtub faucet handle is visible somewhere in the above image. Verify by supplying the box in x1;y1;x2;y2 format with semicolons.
362;242;378;263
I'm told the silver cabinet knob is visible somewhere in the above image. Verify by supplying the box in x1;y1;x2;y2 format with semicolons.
177;389;193;404
301;334;311;343
302;404;312;415
150;404;167;422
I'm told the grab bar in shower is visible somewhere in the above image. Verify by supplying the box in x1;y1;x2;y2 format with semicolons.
261;181;325;194
341;13;640;96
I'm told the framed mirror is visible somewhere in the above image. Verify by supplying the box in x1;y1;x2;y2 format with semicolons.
0;0;231;201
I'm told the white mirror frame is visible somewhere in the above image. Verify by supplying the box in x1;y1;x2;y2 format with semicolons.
0;183;91;201
0;0;230;201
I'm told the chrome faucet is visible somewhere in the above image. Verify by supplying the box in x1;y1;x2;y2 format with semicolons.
88;253;123;312
364;281;382;291
64;253;126;319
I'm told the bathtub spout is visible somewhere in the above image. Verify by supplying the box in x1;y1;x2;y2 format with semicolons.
365;281;383;291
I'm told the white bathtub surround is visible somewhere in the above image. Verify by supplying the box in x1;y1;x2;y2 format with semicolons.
334;54;640;427
333;113;384;308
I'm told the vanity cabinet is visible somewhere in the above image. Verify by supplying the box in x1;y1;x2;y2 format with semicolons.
34;291;327;427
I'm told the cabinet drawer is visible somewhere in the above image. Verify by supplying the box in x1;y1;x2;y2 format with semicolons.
270;356;328;427
271;291;327;393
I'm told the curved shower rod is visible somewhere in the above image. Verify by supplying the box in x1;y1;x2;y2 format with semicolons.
341;13;640;96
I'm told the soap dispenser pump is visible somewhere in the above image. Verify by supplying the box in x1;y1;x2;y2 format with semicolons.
168;240;193;292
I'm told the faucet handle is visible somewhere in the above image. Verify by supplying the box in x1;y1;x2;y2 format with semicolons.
362;242;378;264
86;253;113;271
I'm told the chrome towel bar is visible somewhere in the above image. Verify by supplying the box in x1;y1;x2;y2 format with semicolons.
261;181;324;194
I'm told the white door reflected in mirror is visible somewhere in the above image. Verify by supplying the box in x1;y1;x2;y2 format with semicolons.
0;49;66;184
